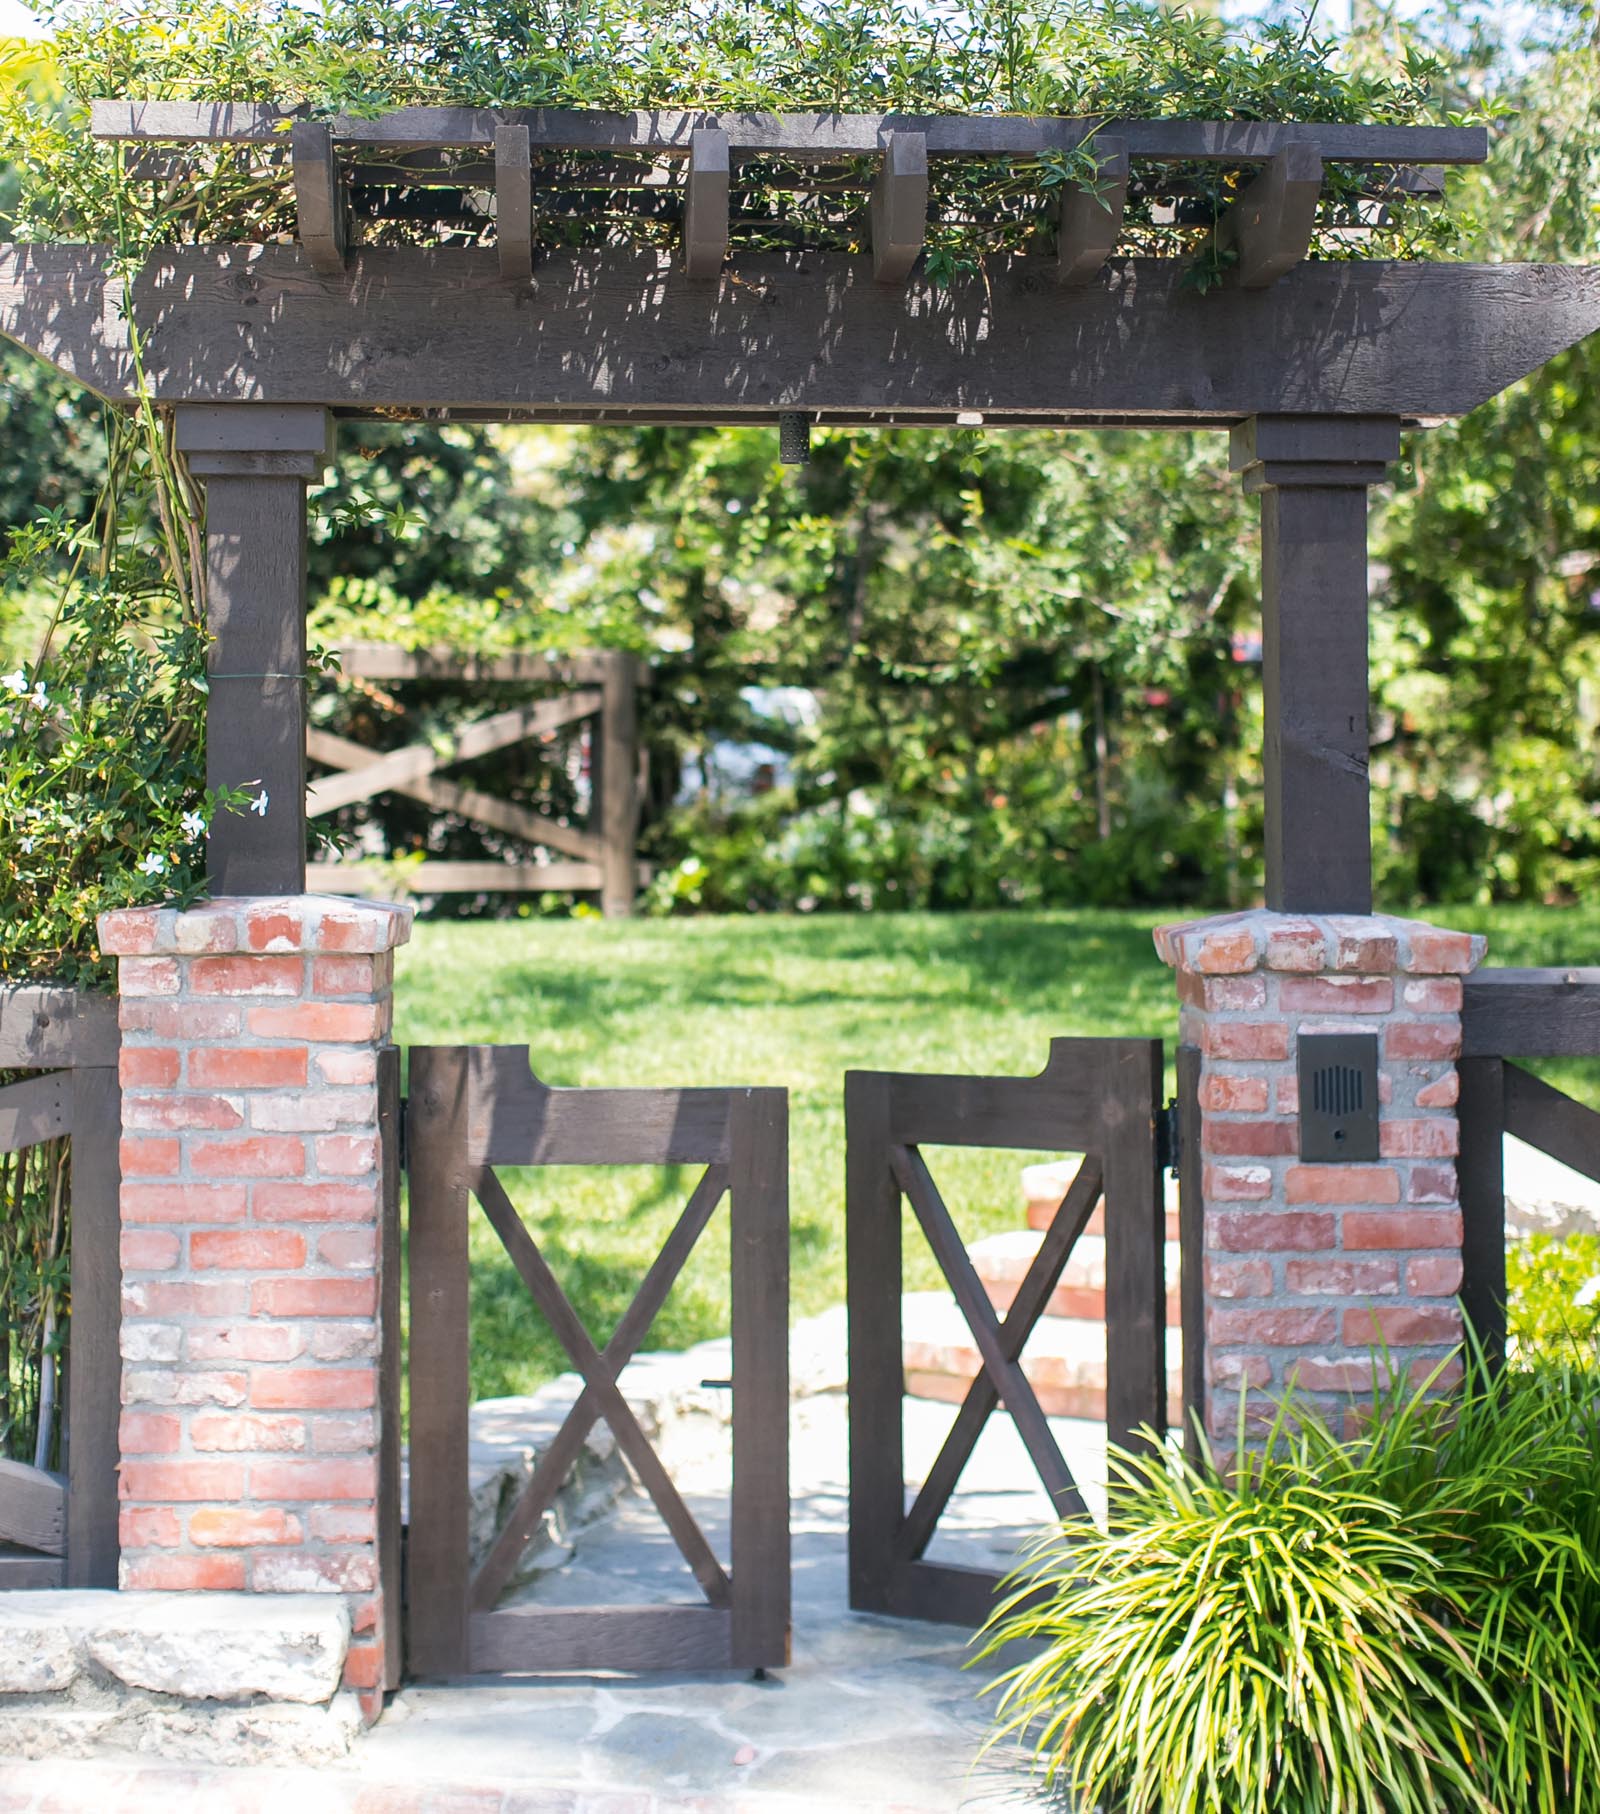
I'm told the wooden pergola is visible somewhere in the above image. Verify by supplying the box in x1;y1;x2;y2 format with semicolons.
3;103;1599;909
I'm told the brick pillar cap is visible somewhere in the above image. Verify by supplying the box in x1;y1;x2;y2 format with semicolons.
1153;908;1486;977
98;896;415;958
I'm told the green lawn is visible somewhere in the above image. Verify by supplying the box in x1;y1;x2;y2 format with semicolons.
392;904;1600;1401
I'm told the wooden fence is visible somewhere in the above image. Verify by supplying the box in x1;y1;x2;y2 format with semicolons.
0;986;121;1589
1460;967;1600;1360
306;644;646;916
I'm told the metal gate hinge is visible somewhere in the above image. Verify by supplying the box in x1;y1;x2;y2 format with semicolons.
1158;1096;1180;1174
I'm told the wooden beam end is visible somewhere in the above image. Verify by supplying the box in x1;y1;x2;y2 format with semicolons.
494;123;535;283
684;126;730;281
291;120;349;278
870;130;929;286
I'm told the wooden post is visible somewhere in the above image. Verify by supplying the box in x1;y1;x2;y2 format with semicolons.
599;651;640;919
1231;417;1401;916
175;405;334;896
1457;1055;1507;1367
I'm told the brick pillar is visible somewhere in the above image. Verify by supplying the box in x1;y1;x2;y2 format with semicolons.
1156;909;1485;1443
97;895;412;1718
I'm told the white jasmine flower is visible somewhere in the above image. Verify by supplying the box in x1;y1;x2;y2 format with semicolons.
251;790;269;817
2;670;26;695
28;683;46;709
20;837;33;853
181;809;207;839
138;852;166;876
1575;1275;1600;1310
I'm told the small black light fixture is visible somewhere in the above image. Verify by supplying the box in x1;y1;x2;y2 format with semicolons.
779;412;811;465
1297;1032;1381;1162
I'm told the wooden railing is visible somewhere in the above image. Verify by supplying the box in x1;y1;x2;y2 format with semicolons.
0;985;121;1589
1459;968;1600;1361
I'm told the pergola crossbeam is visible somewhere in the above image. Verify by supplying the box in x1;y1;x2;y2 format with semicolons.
493;124;534;282
870;130;928;284
1056;137;1127;286
683;127;729;279
1211;141;1323;289
291;121;349;277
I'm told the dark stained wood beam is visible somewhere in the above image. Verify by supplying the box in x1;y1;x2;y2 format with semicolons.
598;648;639;917
1210;141;1322;289
493;124;533;282
1056;137;1127;286
89;101;1489;167
1232;414;1400;915
683;126;728;280
176;403;333;895
870;130;927;284
291;121;348;277
6;248;1596;426
1462;968;1600;1057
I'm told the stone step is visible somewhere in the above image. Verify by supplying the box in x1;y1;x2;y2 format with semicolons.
1022;1157;1181;1242
970;1230;1182;1328
902;1290;1185;1425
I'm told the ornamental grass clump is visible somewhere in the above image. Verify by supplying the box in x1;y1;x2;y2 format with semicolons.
979;1342;1600;1814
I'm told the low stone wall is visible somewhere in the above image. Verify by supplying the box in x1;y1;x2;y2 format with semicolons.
0;1591;359;1763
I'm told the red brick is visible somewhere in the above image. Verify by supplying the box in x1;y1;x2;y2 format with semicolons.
120;1001;241;1038
1276;1075;1299;1115
309;1322;378;1362
189;1506;303;1547
173;908;241;954
311;955;378;995
254;1181;379;1224
121;1554;246;1591
189;1046;309;1089
191;1133;306;1177
120;1137;180;1178
1193;928;1260;974
190;954;304;996
1380;1119;1460;1159
1343;1210;1464;1251
1203;1161;1273;1201
1402;977;1464;1013
118;1411;181;1454
1286;1165;1401;1206
341;1641;384;1690
1407;1254;1464;1295
1408;1165;1458;1203
246;910;303;952
1199;1074;1270;1114
120;1229;181;1272
122;1182;248;1224
311;1505;377;1543
251;1368;376;1411
1207;1210;1336;1253
1405;928;1482;975
1386;1022;1462;1061
1327;921;1398;973
188;1324;306;1363
1264;923;1326;971
248;1001;380;1042
1343;1304;1464;1346
315;1049;377;1087
124;1280;248;1318
253;1550;378;1592
1208;1353;1273;1389
1207;1306;1337;1345
311;1412;378;1452
119;1459;246;1502
123;1093;243;1131
1202;1119;1297;1158
123;1369;247;1408
1415;1072;1460;1109
1204;1257;1275;1298
119;956;181;996
249;1091;371;1132
1280;976;1394;1014
315;1134;379;1176
190;1412;307;1453
250;1458;377;1501
319;1228;377;1270
1410;1354;1465;1389
119;1046;179;1088
315;912;380;952
119;1506;182;1548
1179;970;1267;1011
98;907;161;954
1285;1258;1400;1296
1285;1356;1378;1393
192;1229;306;1271
252;1276;378;1317
1201;1022;1291;1062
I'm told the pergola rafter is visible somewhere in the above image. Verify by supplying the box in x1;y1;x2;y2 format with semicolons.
2;105;1597;914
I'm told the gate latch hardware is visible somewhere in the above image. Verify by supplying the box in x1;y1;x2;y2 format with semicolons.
1297;1033;1380;1162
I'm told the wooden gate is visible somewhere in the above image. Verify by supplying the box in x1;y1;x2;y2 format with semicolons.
846;1037;1166;1625
405;1045;789;1675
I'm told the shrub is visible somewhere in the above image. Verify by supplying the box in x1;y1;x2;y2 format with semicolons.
980;1346;1600;1814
